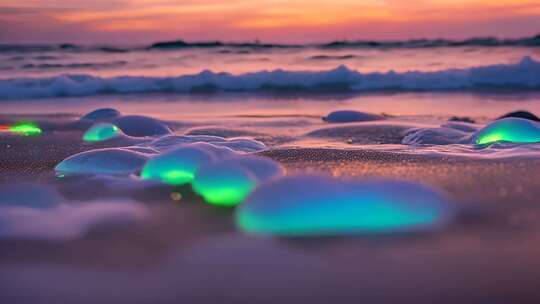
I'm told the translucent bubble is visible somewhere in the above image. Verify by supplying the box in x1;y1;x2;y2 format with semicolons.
144;134;266;153
140;143;217;185
236;175;452;236
80;108;121;121
192;156;284;207
83;123;122;142
473;118;540;145
193;163;257;207
55;148;149;177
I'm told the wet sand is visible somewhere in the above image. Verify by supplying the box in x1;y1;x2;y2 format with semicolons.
2;107;540;303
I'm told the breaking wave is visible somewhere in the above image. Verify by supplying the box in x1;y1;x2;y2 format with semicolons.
1;56;539;99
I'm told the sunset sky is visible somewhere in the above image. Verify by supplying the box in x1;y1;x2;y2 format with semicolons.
1;0;539;44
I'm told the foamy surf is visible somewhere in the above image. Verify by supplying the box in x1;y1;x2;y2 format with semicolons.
1;56;539;99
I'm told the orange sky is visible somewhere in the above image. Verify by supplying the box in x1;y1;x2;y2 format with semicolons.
1;0;539;44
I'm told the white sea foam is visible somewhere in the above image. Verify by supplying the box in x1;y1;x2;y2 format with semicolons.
1;57;539;99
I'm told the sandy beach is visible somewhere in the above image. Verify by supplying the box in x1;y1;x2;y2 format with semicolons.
2;93;540;303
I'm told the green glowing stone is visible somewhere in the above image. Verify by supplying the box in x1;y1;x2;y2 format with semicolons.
474;118;540;145
192;163;256;207
140;144;215;185
9;122;42;136
236;176;451;236
83;123;121;142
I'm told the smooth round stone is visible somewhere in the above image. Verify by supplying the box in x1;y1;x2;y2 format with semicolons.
0;183;62;209
497;110;540;122
192;156;283;207
236;175;452;236
80;108;121;121
323;110;384;123
140;143;220;185
472;117;540;145
113;115;171;137
83;123;122;142
55;148;149;177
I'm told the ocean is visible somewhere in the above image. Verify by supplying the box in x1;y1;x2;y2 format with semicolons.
1;37;539;99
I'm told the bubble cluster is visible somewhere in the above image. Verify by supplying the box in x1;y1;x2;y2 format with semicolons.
144;134;266;153
140;143;222;185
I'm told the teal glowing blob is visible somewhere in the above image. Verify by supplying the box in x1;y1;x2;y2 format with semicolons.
473;118;540;145
192;156;284;207
55;148;149;177
140;143;216;185
9;122;42;136
193;163;256;207
236;176;451;236
83;123;121;142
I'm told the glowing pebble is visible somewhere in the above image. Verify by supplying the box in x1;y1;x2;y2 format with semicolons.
140;143;220;185
236;176;451;236
473;117;540;145
80;108;121;121
193;164;256;207
55;148;149;177
323;110;384;123
9;122;42;136
83;123;122;142
113;115;171;137
193;156;284;207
